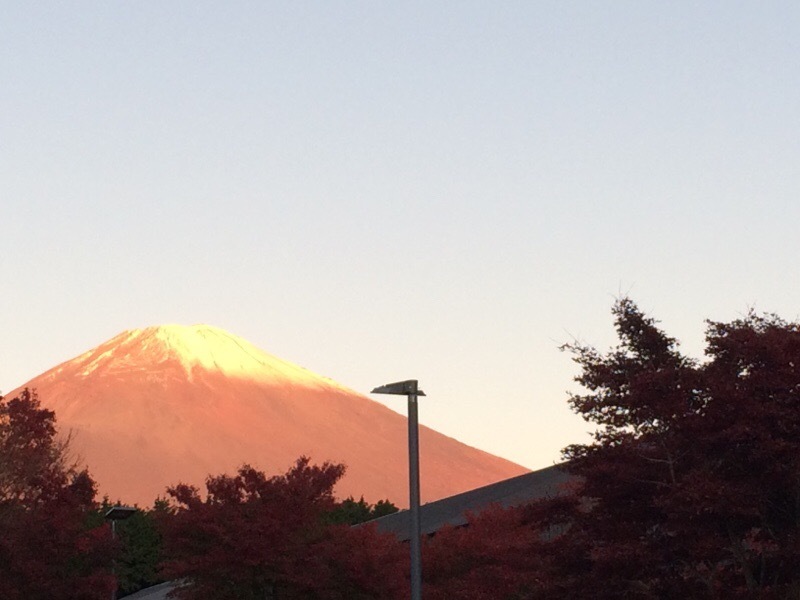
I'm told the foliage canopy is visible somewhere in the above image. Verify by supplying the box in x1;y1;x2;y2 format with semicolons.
424;299;800;599
0;389;114;599
160;457;406;599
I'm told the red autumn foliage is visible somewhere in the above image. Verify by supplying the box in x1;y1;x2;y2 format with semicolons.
421;491;589;599
159;457;407;599
422;505;540;599
422;300;800;599
0;389;115;599
551;300;800;598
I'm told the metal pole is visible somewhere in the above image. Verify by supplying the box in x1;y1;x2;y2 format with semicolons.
407;385;422;600
111;520;117;600
370;379;425;599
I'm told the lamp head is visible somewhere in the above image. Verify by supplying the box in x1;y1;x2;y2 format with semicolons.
371;379;426;396
105;505;138;521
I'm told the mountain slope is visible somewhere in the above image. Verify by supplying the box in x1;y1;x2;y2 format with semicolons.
8;325;529;507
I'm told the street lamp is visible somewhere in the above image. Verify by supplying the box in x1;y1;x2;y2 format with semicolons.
105;505;137;600
105;505;137;539
372;379;425;600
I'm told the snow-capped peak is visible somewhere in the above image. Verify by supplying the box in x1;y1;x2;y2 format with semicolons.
69;324;347;391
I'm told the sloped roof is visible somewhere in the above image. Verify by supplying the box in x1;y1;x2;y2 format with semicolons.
119;581;179;600
366;464;572;541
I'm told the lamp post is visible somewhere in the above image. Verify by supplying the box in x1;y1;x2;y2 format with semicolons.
372;379;425;600
105;505;137;600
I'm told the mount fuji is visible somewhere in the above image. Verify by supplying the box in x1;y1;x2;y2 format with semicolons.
8;325;529;507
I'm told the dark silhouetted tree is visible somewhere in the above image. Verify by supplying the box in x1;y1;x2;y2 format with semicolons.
422;299;800;599
546;299;800;598
326;495;399;525
87;497;169;597
0;389;114;599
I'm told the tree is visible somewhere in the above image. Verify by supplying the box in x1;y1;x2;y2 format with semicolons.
159;457;407;599
419;299;800;599
326;495;399;525
115;498;170;596
87;497;169;597
422;505;543;600
0;389;114;599
419;480;588;599
546;299;800;598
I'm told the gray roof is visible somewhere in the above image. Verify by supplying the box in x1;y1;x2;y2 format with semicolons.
119;581;180;600
367;464;572;541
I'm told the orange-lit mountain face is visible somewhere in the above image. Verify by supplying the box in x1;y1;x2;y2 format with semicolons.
9;325;529;507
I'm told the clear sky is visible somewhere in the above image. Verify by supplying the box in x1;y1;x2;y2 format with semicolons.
2;2;800;472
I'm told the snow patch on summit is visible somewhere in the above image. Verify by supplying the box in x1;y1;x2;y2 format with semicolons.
76;324;350;392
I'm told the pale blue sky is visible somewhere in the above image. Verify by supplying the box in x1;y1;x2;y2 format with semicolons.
3;2;800;471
